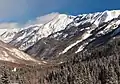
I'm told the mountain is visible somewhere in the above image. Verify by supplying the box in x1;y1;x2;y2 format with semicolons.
36;36;120;84
1;10;120;60
1;10;120;84
0;28;19;42
8;13;74;50
0;40;44;65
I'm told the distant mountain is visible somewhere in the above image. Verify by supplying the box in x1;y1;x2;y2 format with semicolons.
0;40;44;65
1;10;120;60
1;10;120;84
3;13;74;50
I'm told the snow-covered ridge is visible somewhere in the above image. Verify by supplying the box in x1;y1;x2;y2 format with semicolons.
8;13;74;50
0;10;120;52
74;10;120;27
60;10;120;54
0;28;19;42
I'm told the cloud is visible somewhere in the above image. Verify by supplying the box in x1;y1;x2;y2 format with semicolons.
0;23;19;29
25;12;60;26
0;0;70;29
0;12;60;29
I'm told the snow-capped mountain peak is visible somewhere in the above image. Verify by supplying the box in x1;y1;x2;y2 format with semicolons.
1;10;120;60
7;13;74;50
24;10;120;59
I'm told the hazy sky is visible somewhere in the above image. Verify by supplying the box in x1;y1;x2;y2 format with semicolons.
0;0;120;24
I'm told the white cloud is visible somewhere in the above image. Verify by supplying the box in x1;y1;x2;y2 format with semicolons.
0;23;19;29
0;22;20;35
26;12;60;26
0;12;60;30
0;0;69;29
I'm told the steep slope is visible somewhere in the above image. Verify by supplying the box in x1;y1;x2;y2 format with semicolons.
25;10;120;60
1;10;120;60
0;41;43;65
9;14;74;50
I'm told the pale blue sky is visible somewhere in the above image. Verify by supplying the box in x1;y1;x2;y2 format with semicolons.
0;0;120;24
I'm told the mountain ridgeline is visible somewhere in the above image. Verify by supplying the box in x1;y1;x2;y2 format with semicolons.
0;10;120;84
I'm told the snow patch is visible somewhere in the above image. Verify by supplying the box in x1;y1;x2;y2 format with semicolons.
60;31;92;54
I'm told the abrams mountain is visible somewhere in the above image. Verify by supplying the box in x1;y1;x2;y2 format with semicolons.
1;10;120;60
